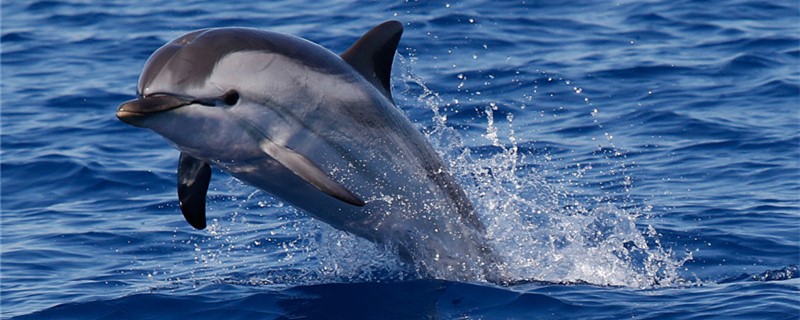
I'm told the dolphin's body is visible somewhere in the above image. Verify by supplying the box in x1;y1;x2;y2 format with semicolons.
117;21;498;281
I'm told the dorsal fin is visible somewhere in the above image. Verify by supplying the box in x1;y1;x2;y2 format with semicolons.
340;20;403;103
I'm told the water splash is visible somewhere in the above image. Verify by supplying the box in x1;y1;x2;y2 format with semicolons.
395;54;689;287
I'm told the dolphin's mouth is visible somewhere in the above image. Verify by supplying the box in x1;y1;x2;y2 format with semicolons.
117;90;239;126
116;94;193;126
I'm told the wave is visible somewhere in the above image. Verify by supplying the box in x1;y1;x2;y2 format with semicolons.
15;276;800;320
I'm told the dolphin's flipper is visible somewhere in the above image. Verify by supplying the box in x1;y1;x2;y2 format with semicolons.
177;153;212;229
259;139;365;207
340;20;403;103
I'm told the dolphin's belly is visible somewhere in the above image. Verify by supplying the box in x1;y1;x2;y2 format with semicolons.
216;155;380;239
217;147;493;279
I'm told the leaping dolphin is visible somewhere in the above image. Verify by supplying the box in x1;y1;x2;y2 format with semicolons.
116;21;500;282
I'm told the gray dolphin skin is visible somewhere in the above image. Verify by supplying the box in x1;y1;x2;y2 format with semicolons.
117;21;501;282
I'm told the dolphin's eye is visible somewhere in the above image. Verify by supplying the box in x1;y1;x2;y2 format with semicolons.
192;90;239;107
222;90;239;106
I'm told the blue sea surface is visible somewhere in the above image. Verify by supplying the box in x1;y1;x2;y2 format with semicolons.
2;0;799;319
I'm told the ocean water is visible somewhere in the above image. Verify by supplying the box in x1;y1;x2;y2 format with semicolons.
2;0;798;318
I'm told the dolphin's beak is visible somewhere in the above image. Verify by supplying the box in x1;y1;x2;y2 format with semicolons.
116;95;192;126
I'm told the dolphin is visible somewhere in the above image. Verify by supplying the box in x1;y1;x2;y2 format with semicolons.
116;21;500;282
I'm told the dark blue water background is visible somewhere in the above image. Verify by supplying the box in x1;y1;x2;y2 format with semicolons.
2;0;798;318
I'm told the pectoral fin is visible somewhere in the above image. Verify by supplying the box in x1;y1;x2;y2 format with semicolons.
259;140;365;207
177;153;212;229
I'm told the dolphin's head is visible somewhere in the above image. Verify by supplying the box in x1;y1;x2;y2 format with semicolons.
116;28;317;160
116;28;350;155
116;29;256;128
116;27;345;123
